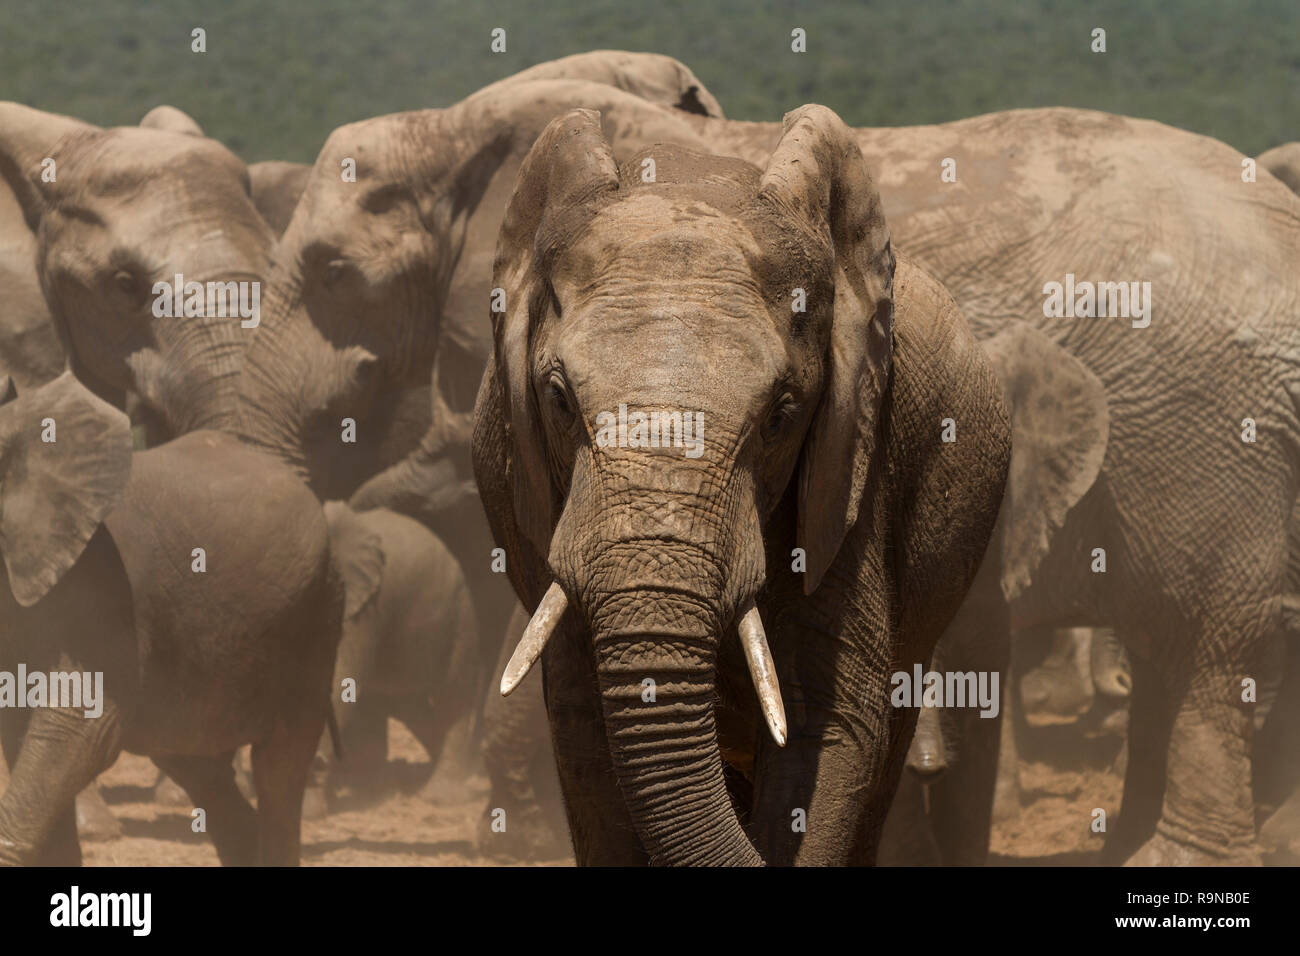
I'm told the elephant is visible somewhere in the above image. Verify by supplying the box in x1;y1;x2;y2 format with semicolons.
1259;143;1300;196
471;106;1011;865
306;502;480;815
0;103;220;399
0;370;344;866
680;108;1298;862
0;101;272;438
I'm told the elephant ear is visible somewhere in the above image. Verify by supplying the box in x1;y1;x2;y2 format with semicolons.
759;105;895;594
138;105;204;137
248;161;311;237
323;501;386;620
0;102;96;232
981;323;1109;601
0;370;132;606
491;108;620;553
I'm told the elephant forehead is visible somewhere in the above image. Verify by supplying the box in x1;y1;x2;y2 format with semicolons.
562;193;764;286
69;129;244;195
552;300;787;413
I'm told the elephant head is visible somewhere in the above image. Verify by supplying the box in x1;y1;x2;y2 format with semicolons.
242;59;723;501
474;107;1008;865
0;103;274;440
0;370;132;607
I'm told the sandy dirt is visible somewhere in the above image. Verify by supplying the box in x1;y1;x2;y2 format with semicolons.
1;720;573;867
0;715;1282;865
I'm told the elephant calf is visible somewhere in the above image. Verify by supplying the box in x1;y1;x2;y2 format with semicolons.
304;503;480;815
0;373;342;866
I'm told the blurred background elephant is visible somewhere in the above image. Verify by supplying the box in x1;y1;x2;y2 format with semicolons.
0;104;365;863
306;503;480;816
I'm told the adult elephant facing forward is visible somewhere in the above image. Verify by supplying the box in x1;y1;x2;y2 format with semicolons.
473;107;1010;865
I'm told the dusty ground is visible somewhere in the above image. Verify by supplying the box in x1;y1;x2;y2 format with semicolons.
990;762;1121;864
0;716;1281;865
0;716;1120;866
0;720;574;867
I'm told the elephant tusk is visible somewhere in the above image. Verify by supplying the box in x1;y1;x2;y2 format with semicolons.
500;582;568;696
738;601;787;747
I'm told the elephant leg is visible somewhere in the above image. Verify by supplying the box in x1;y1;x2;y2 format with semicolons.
1128;688;1258;865
1125;581;1278;866
417;590;486;798
0;702;121;866
1102;651;1173;863
404;695;477;804
309;615;377;814
152;751;257;866
250;710;323;866
991;659;1022;823
930;706;1002;865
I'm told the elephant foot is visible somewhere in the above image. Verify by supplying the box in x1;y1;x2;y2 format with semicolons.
1020;629;1095;725
1089;628;1131;698
1125;830;1261;867
301;784;330;821
152;772;191;807
75;787;122;842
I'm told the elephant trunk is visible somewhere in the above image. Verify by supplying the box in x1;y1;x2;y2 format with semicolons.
548;451;769;866
589;578;762;866
131;268;256;438
234;275;344;485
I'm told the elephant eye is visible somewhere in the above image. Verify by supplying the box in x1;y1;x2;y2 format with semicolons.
324;259;348;286
111;269;148;304
763;392;797;441
545;375;576;427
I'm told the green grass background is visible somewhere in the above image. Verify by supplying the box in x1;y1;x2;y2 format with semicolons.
1;0;1294;162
